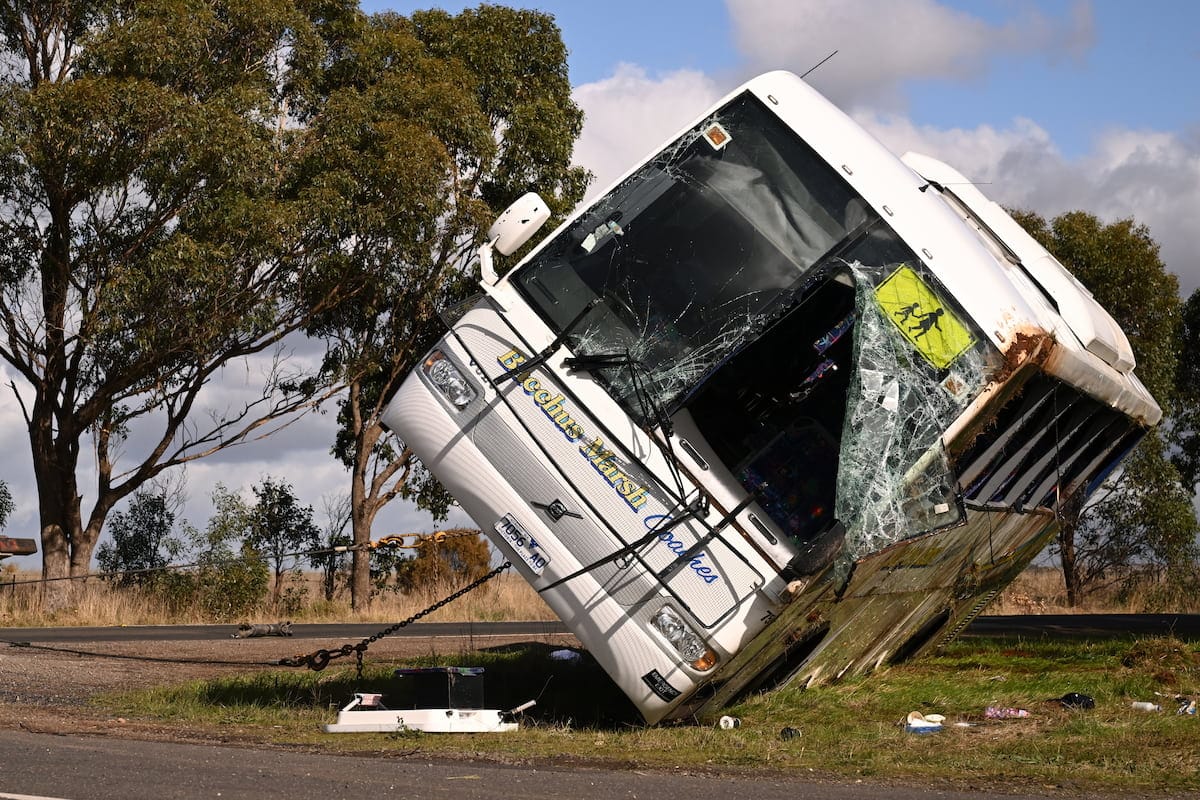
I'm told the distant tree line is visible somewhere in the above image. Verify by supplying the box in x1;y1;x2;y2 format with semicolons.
95;478;489;619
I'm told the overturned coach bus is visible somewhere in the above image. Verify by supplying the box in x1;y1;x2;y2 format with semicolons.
381;71;1160;724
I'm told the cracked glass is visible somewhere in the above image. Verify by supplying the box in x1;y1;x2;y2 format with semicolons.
513;92;868;421
832;260;992;565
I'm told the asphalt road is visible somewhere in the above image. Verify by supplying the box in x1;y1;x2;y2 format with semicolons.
0;619;570;643
2;614;1198;644
0;728;1081;800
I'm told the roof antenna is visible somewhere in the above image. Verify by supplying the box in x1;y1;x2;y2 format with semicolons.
800;49;838;79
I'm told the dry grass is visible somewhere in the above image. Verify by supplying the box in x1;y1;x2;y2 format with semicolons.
3;561;1194;628
0;566;556;628
988;566;1200;615
988;567;1074;614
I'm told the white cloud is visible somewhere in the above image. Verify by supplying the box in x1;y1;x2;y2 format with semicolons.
571;64;724;197
0;366;38;540
725;0;1094;109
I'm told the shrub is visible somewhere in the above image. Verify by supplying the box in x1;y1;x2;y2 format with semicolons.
393;529;491;593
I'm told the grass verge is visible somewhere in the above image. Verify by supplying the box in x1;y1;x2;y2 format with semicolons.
98;636;1200;794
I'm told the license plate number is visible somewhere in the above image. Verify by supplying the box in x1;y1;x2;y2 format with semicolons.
494;514;550;575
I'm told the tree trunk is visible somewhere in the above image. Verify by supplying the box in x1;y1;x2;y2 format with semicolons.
31;408;113;612
347;378;380;612
39;520;73;613
349;450;371;610
1058;524;1081;607
349;458;386;610
323;564;336;602
34;469;83;613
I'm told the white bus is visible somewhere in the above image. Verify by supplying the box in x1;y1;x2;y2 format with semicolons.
382;71;1160;724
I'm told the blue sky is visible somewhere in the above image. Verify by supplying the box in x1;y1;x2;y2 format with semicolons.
907;1;1198;159
366;0;1199;160
4;0;1197;566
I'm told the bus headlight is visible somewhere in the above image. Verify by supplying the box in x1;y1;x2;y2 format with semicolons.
422;350;477;409
651;606;718;671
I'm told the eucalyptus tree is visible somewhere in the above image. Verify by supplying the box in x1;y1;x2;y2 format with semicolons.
0;480;13;530
1171;289;1200;493
246;476;319;605
1012;210;1198;605
0;0;359;607
297;6;589;607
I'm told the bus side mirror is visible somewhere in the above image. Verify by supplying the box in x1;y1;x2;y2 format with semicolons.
489;192;550;256
480;193;550;286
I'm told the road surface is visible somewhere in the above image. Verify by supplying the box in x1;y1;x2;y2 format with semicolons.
2;614;1197;645
0;728;1085;800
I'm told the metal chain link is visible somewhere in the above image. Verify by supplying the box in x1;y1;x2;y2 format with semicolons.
371;529;482;551
277;561;512;676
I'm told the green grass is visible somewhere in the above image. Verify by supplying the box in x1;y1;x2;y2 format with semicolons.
98;637;1200;793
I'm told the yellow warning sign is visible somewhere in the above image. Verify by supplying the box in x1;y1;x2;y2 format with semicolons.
875;265;975;369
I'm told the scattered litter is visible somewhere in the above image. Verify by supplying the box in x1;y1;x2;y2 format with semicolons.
904;711;943;733
1055;692;1095;710
1158;693;1198;715
549;649;582;663
779;726;802;740
984;706;1030;719
718;715;741;729
1131;701;1161;712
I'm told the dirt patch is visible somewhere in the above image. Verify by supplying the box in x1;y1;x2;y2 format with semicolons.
0;631;579;738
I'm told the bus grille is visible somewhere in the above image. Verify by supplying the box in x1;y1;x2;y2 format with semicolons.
956;374;1145;511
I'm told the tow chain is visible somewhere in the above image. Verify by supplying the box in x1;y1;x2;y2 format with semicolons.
365;529;481;552
278;561;512;679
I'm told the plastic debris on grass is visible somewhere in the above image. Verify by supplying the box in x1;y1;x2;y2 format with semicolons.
984;706;1030;719
904;711;944;733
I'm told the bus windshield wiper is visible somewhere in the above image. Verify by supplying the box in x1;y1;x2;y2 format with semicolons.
498;298;602;382
561;350;635;372
564;349;669;434
566;348;693;503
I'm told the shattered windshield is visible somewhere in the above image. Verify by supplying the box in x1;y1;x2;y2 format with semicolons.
512;92;870;423
511;89;1001;569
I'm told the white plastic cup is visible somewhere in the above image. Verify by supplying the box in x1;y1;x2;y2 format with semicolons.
719;715;741;729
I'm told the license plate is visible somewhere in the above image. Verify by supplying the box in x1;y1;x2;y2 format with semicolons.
494;514;550;575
